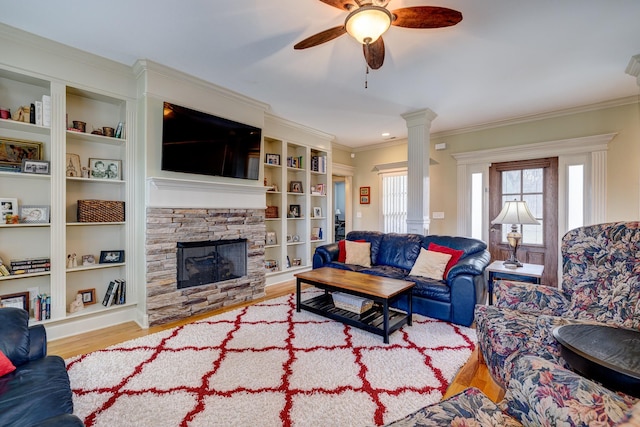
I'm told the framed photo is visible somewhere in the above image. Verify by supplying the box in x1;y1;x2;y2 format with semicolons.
78;288;97;305
360;186;371;204
313;207;322;218
289;181;303;193
265;153;280;165
89;158;122;180
99;250;125;264
266;231;277;245
289;204;301;218
311;226;320;240
82;254;96;266
316;183;325;195
0;291;30;311
19;205;50;223
22;159;50;175
66;153;82;177
0;198;18;219
0;137;43;168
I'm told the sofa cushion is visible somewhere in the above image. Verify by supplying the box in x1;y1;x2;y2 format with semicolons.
423;235;487;258
345;240;372;267
0;350;16;376
346;231;384;266
409;248;451;280
0;308;30;367
324;261;363;272
410;277;451;302
428;242;464;278
376;233;423;270
338;239;365;263
359;265;409;280
0;356;74;427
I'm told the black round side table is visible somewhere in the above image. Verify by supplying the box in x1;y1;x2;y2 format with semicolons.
553;324;640;398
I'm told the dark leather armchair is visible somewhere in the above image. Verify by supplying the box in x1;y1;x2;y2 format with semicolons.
0;307;82;427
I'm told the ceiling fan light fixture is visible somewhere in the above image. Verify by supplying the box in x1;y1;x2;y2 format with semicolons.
345;5;392;44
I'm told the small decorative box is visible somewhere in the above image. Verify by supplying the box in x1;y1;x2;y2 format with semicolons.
332;292;374;314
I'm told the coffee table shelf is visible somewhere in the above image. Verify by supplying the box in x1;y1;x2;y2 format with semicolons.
300;293;409;339
295;268;414;343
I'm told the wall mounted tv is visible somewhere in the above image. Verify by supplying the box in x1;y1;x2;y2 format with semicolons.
161;102;261;180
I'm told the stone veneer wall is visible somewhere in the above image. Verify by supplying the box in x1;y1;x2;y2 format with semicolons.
146;208;266;325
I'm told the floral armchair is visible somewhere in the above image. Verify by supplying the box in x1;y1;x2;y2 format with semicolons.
385;355;639;426
475;221;640;389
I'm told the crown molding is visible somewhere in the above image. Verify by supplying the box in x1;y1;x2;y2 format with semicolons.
432;96;638;139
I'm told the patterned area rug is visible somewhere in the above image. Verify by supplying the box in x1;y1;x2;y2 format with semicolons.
67;292;476;426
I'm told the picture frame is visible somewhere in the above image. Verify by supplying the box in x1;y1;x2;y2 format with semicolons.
0;291;30;311
89;158;122;180
78;288;97;305
311;226;320;240
19;205;50;224
360;186;370;196
82;254;96;266
22;159;50;175
360;186;371;204
0;197;18;222
265;153;280;165
266;231;277;245
0;137;43;168
289;181;303;193
99;250;125;264
65;153;82;177
289;204;301;218
316;183;325;195
360;195;370;204
313;207;322;218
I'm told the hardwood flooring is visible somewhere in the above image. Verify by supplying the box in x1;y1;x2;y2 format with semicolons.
49;281;505;403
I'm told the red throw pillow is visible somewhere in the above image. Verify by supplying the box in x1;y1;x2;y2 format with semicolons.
338;239;366;263
0;350;16;376
428;242;464;278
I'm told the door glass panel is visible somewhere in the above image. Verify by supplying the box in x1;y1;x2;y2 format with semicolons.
523;168;543;193
567;165;584;230
502;170;520;195
471;172;483;240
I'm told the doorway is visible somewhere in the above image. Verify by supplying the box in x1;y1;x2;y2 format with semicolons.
334;178;346;241
489;158;558;286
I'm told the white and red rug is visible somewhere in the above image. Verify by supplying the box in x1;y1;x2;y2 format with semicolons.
67;292;476;426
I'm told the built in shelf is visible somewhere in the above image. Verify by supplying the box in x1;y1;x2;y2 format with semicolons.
0;170;51;180
66;222;126;226
0;271;50;281
66;177;126;184
66;262;125;272
0;118;50;134
0;223;50;228
66;129;126;146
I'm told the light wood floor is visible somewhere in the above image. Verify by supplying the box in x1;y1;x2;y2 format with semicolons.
49;281;505;403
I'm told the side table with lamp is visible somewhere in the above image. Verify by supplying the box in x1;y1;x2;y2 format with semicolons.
487;200;544;304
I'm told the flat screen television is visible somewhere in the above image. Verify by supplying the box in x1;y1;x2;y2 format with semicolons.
161;102;261;180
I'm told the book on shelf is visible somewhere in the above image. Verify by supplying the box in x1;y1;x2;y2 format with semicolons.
35;100;42;126
102;281;118;306
114;121;124;139
102;279;126;307
42;95;51;127
10;257;51;274
33;294;51;321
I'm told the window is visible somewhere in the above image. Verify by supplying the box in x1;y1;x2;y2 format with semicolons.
500;167;543;245
380;171;407;233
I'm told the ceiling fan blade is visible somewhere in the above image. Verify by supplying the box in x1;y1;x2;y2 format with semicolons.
363;37;385;70
391;6;462;29
294;26;347;49
319;0;357;11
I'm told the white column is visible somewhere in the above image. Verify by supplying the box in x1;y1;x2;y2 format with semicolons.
402;109;437;235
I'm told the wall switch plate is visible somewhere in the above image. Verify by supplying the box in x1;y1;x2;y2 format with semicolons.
432;211;445;219
356;212;362;218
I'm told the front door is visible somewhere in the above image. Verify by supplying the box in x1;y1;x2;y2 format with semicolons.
489;158;558;287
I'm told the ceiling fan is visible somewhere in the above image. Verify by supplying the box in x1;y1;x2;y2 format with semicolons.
294;0;462;70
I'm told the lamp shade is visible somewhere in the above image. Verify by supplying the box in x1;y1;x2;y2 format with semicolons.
335;209;342;215
491;200;539;225
345;5;392;44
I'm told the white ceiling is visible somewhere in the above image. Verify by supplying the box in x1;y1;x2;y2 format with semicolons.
2;0;639;148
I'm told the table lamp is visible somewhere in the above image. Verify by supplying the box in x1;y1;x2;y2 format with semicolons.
335;208;341;222
491;200;539;268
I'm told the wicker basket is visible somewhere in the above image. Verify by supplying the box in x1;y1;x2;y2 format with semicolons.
265;206;278;219
77;199;125;222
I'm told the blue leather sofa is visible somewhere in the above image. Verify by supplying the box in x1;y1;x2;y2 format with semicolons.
0;307;83;427
313;231;491;326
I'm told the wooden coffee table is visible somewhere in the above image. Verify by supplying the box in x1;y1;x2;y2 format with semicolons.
295;268;415;344
553;324;640;397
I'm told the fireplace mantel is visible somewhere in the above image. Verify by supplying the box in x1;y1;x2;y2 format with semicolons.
147;177;267;209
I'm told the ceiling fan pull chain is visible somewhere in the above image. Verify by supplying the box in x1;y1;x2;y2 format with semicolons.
365;64;369;89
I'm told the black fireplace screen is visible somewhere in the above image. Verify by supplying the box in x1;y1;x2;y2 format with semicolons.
177;239;247;289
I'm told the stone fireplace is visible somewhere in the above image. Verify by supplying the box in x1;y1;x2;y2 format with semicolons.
145;178;266;325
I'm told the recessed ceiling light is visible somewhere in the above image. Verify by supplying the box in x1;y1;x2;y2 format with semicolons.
381;132;390;137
